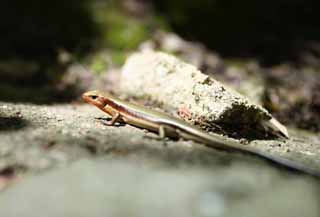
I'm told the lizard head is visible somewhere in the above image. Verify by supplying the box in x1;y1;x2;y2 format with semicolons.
82;90;107;108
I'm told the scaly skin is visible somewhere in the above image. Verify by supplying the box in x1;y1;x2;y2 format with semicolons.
83;90;320;178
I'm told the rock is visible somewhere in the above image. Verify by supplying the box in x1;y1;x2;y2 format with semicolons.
0;101;320;216
121;51;287;137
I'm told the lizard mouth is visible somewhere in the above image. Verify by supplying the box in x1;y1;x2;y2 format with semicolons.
82;93;92;103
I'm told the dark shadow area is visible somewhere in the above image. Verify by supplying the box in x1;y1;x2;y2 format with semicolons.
0;0;100;103
0;165;27;177
0;84;84;104
0;117;29;131
0;0;98;65
153;0;320;65
262;71;320;132
218;122;279;141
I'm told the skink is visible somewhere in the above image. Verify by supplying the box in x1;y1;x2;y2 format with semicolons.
83;90;320;177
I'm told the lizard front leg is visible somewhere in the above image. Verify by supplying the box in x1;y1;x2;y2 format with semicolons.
101;112;121;126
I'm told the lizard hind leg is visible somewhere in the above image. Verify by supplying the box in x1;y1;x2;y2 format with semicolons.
143;125;167;141
159;125;180;140
159;125;166;138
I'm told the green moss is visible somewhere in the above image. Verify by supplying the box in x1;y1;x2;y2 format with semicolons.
90;55;109;74
224;59;250;68
98;10;151;50
111;51;128;66
153;15;171;32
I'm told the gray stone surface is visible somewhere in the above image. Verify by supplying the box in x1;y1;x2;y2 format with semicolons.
0;102;320;217
0;159;319;217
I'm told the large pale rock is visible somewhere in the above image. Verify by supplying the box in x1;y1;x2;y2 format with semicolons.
121;51;286;137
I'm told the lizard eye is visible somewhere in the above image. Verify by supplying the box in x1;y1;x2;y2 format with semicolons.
91;95;98;100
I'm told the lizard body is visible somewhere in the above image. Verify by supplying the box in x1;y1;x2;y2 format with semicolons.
83;90;320;177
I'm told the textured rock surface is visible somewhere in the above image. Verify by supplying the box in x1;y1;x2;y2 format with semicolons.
121;51;271;127
0;102;320;217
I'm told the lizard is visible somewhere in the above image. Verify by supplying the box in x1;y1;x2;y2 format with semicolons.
82;90;320;178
